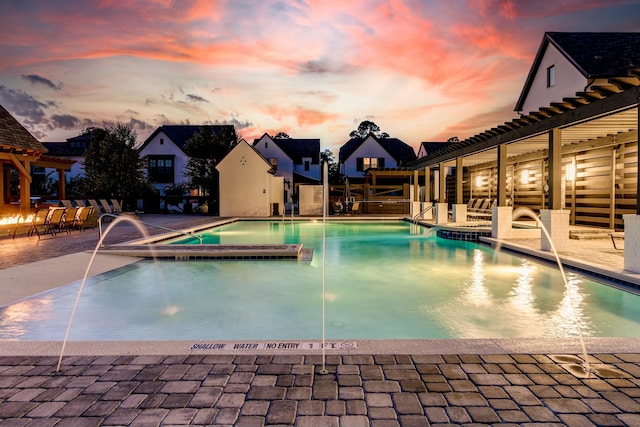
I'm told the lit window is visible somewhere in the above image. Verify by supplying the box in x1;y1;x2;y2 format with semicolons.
546;65;555;88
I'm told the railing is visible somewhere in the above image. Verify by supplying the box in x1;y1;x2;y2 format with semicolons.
98;213;203;244
412;205;433;223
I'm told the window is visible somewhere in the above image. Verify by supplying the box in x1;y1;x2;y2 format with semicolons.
270;158;278;172
304;160;310;171
160;138;164;145
546;65;555;87
148;155;174;183
356;157;385;171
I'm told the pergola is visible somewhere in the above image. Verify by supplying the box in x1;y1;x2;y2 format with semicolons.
0;105;74;216
412;78;640;220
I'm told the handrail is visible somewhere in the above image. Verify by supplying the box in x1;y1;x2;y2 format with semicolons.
98;213;203;244
413;205;433;222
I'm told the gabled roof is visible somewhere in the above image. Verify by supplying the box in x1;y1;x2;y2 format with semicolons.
140;125;236;152
217;139;275;173
418;141;449;158
339;133;416;164
253;133;320;164
516;32;640;112
0;104;47;154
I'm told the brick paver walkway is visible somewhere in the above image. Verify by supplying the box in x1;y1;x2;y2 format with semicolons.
1;353;640;426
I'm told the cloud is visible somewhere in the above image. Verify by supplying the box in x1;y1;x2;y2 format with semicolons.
186;94;209;103
0;85;53;125
21;74;61;90
49;114;80;129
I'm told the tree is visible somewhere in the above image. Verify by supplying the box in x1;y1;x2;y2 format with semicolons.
82;123;146;207
183;126;237;215
273;132;290;139
447;136;459;143
321;149;342;184
349;120;389;139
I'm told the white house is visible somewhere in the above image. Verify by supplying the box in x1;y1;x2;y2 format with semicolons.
216;139;284;217
138;125;237;191
515;32;639;115
339;133;416;181
252;133;321;211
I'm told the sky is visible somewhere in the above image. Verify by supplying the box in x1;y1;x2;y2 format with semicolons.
1;0;639;155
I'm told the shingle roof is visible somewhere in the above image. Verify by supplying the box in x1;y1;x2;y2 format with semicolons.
547;32;640;77
272;138;320;164
140;125;236;151
0;104;47;153
339;134;416;164
516;32;640;112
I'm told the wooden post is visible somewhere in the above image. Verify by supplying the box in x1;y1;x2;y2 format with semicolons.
548;128;562;210
497;144;507;206
424;166;431;202
58;169;66;200
456;157;463;204
439;163;446;203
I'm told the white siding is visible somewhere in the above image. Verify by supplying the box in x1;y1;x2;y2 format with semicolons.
519;44;586;115
139;131;190;189
217;140;274;216
342;136;394;179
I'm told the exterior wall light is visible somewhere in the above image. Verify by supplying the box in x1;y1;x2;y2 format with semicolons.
521;169;531;185
566;161;576;182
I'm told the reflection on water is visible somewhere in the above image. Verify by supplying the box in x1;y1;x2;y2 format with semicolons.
0;221;638;341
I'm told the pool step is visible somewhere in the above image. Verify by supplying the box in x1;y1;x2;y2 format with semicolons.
99;244;309;261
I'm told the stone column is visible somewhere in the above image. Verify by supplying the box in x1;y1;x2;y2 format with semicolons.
491;206;512;239
623;214;640;273
540;209;570;252
452;204;467;222
435;202;448;224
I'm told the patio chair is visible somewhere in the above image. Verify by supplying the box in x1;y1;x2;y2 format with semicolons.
609;232;624;250
43;207;66;237
74;199;86;207
15;208;50;238
350;202;360;214
62;207;79;232
60;200;74;209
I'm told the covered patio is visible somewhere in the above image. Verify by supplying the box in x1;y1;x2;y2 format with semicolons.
412;75;639;272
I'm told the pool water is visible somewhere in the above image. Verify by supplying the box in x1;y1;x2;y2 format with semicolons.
1;220;639;341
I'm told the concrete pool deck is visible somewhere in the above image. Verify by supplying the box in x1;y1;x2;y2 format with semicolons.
1;214;640;425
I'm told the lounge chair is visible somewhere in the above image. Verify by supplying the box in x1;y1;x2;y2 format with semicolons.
99;199;113;214
88;199;103;213
111;199;123;214
609;232;624;250
60;200;74;209
350;202;360;214
74;199;86;207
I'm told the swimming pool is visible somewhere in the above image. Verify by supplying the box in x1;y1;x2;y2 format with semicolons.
1;220;639;341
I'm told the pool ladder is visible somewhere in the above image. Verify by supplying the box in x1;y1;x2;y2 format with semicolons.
412;205;433;223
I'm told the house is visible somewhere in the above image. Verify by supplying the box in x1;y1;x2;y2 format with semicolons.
416;142;449;159
139;125;237;190
339;133;416;181
252;133;320;210
515;32;640;115
41;132;92;180
216;139;284;216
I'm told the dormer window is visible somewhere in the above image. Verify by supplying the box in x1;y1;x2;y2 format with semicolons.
546;65;555;88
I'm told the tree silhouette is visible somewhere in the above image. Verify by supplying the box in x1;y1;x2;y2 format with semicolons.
183;126;237;215
349;120;389;139
82;123;146;207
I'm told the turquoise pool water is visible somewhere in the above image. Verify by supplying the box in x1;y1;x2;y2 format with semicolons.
1;220;639;341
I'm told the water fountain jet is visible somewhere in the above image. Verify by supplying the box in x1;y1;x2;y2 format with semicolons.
509;206;593;377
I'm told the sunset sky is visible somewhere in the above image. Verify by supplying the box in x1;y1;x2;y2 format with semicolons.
1;0;639;154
